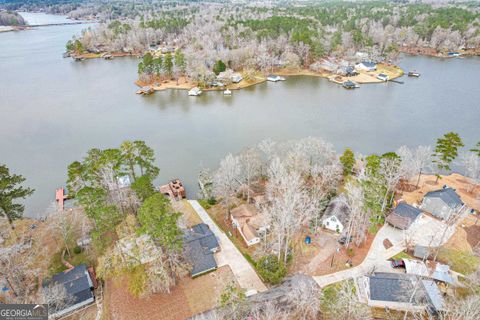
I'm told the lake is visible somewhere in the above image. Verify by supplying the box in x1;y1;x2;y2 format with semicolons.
1;13;479;218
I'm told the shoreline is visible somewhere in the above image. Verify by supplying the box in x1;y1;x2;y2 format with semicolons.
133;62;404;94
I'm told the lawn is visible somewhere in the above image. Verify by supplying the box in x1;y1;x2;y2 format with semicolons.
437;247;480;275
48;249;94;276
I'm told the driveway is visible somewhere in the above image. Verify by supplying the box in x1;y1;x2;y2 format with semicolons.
188;200;267;294
313;225;406;288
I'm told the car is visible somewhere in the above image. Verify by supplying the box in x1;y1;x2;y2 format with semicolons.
338;236;352;245
391;259;406;268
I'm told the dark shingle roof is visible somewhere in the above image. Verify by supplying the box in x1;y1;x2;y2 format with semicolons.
184;223;219;277
424;188;464;209
369;273;426;304
185;240;218;277
386;203;422;229
46;264;94;308
323;195;350;226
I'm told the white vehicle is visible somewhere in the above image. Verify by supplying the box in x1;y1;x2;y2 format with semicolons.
188;87;202;96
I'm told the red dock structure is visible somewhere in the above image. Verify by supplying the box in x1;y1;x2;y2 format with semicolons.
55;188;69;211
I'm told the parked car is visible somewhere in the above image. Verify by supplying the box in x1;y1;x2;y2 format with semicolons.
338;236;352;245
391;259;406;268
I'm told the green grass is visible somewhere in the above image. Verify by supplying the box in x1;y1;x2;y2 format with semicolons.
390;251;412;261
437;248;480;275
48;249;94;277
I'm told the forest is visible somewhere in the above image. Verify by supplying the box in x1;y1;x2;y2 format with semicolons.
51;1;480;83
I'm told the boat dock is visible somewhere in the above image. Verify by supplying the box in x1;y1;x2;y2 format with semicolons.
55;188;69;211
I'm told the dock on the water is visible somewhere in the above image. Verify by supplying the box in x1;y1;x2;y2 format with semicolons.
55;188;69;211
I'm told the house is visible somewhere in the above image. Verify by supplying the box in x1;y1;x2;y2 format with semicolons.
43;264;95;318
386;203;422;230
377;73;389;81
357;272;444;314
230;204;267;246
356;61;377;72
420;187;466;220
231;73;243;83
184;223;220;277
322;196;350;233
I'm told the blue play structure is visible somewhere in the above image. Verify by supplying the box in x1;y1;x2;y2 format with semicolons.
305;236;311;245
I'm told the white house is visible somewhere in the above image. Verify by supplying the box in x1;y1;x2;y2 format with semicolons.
356;61;377;72
322;195;350;233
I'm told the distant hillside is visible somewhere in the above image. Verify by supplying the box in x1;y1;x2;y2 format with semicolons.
0;11;25;26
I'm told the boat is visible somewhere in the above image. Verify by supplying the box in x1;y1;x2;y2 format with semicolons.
74;57;85;62
136;86;154;95
102;53;113;60
223;89;232;95
376;73;389;81
408;71;420;77
188;87;202;96
447;52;461;57
267;74;286;82
342;80;359;89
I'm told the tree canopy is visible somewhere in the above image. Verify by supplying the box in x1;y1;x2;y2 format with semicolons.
0;165;34;229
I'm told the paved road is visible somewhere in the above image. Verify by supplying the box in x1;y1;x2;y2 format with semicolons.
313;225;406;288
188;200;267;293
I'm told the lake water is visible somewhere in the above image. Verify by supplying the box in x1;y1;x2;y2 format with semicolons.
1;13;479;218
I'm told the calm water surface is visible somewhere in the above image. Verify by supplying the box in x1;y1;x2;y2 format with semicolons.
1;13;479;217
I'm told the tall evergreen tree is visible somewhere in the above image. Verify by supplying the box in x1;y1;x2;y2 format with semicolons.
433;132;464;182
0;165;34;229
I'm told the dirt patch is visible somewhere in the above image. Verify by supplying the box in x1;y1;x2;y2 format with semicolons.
443;226;473;253
292;230;339;275
105;266;236;320
465;224;480;248
172;200;203;228
311;232;375;276
399;173;480;211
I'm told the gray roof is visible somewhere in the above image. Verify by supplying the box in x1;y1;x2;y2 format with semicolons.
368;273;444;312
422;280;444;312
360;61;376;67
394;203;422;221
323;195;350;225
45;264;94;308
184;223;219;277
368;273;427;304
413;245;431;259
424;188;464;209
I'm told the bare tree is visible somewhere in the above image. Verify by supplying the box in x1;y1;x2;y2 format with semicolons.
321;280;371;320
238;147;262;203
440;295;480;320
48;209;78;257
343;182;369;246
263;158;315;263
462;152;480;193
41;283;76;318
212;153;242;219
397;145;432;187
